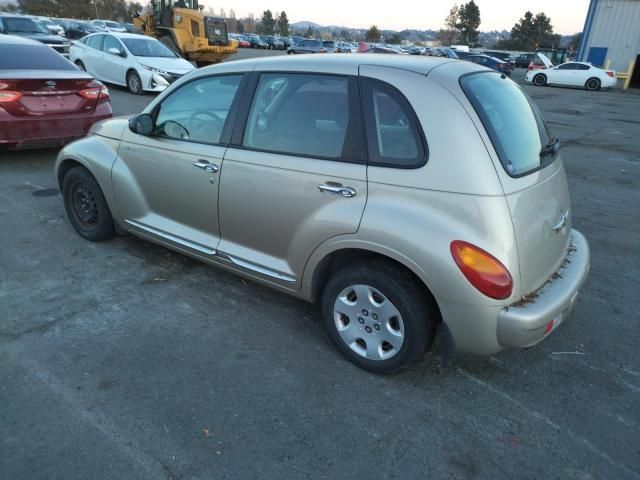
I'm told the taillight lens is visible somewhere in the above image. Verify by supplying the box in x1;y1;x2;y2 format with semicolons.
606;71;614;78
0;91;22;103
450;241;513;300
79;85;109;100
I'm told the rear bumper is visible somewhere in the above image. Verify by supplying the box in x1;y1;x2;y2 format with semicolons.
0;103;112;150
497;230;590;348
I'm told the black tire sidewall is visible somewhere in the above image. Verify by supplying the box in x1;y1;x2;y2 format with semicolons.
62;166;114;242
127;71;143;95
534;74;546;86
586;78;600;90
321;262;437;374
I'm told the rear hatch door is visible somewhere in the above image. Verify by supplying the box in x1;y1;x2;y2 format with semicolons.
460;71;572;295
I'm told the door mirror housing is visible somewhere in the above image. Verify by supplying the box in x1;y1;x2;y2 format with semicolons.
129;113;154;135
107;47;124;56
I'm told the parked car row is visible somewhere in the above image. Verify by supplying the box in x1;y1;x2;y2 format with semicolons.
0;14;71;57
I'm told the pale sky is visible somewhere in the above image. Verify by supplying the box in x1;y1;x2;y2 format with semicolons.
202;0;590;35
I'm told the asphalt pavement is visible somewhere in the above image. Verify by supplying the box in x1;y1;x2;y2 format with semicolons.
1;56;639;480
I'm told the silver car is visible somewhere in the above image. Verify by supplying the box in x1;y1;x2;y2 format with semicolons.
55;55;590;374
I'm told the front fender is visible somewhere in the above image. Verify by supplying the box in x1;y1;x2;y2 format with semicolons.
55;134;123;223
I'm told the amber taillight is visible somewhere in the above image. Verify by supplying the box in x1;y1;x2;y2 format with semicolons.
450;241;513;300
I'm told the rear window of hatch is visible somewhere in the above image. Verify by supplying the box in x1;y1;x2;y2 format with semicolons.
460;71;556;177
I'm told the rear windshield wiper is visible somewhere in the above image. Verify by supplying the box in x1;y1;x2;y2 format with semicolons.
540;137;560;158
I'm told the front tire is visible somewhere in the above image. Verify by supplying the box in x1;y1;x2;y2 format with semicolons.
533;73;547;86
126;70;143;95
585;77;601;91
321;261;438;374
62;166;114;242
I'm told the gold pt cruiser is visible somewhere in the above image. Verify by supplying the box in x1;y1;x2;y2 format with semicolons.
55;55;590;374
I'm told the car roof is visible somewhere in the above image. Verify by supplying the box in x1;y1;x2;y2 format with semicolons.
0;34;47;46
204;54;466;77
86;31;154;40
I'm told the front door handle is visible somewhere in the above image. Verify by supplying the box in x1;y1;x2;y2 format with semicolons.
192;160;219;173
318;184;356;198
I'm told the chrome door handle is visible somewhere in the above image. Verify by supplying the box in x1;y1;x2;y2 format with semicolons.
192;160;219;173
318;184;356;198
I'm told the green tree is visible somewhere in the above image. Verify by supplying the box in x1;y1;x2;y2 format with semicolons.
388;33;401;45
257;9;275;35
277;11;289;37
365;25;381;43
502;11;558;50
305;24;313;38
226;9;237;32
438;3;459;45
455;0;481;46
568;32;583;54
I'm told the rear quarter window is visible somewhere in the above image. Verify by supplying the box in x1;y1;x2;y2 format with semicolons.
461;72;553;177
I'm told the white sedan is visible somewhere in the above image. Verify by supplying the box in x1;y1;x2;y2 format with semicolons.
70;33;195;94
525;54;616;91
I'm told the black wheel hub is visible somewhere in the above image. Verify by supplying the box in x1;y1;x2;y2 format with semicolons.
72;183;98;226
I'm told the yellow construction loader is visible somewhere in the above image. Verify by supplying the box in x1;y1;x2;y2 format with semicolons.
134;0;237;67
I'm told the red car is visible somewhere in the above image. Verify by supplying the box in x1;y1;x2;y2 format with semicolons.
0;35;111;150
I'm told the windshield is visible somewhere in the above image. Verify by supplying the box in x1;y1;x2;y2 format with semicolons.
122;38;177;57
105;21;121;28
4;18;50;34
40;19;53;25
461;72;553;177
323;41;335;47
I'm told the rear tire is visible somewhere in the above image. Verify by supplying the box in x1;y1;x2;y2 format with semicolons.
75;60;86;71
62;166;114;242
585;77;601;91
126;70;143;95
321;261;438;374
533;73;547;86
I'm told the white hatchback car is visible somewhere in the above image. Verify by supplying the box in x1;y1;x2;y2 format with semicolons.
525;54;617;91
70;32;195;94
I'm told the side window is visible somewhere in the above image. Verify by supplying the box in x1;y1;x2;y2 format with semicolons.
578;64;591;70
361;78;426;168
242;73;350;159
85;34;104;50
154;75;242;144
102;35;122;54
558;63;575;70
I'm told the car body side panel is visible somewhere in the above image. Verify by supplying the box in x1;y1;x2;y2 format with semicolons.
218;148;367;288
301;186;521;306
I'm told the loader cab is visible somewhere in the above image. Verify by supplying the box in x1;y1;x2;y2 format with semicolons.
153;0;200;28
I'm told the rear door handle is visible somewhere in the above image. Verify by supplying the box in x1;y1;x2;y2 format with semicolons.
318;184;356;198
192;160;219;173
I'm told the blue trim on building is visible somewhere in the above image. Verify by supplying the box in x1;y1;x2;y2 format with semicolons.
578;0;598;61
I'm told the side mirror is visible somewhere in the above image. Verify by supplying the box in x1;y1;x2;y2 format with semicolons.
107;47;123;56
129;113;153;135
